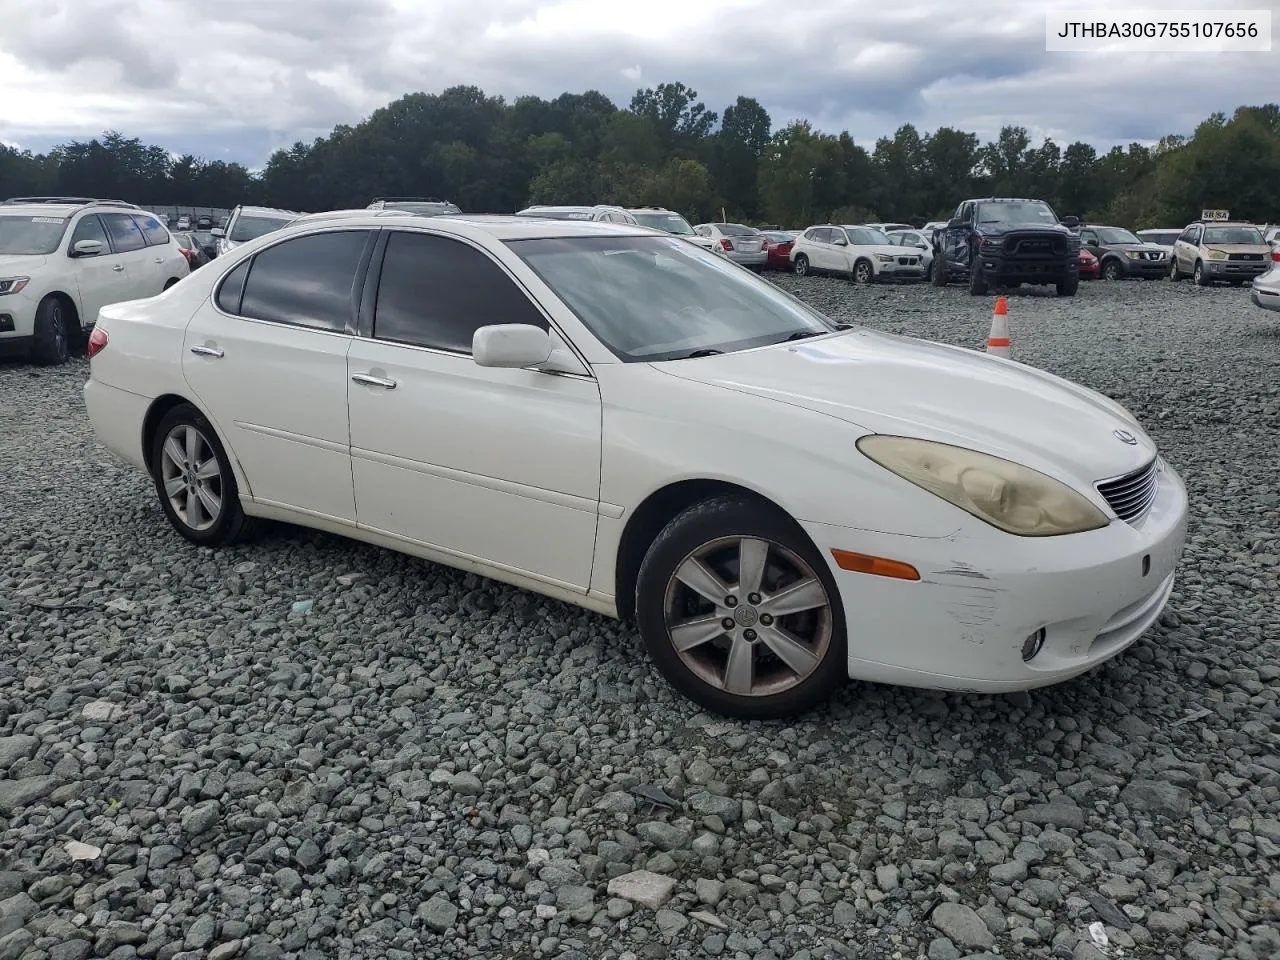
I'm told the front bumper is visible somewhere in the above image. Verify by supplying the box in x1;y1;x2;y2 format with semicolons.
1208;260;1269;280
802;458;1189;692
878;259;926;281
0;294;37;340
981;256;1075;282
1252;282;1280;313
1118;256;1169;278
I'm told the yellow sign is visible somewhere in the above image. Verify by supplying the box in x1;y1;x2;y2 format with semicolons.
1201;209;1231;221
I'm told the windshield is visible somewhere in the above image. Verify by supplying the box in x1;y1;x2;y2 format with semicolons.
229;214;295;243
507;235;841;362
1139;231;1179;245
1095;227;1141;244
845;227;891;245
0;214;70;255
632;212;695;236
1204;226;1264;245
977;201;1059;225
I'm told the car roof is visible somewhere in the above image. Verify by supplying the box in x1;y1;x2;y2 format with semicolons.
1191;220;1255;228
266;211;652;241
1;198;141;216
234;205;300;218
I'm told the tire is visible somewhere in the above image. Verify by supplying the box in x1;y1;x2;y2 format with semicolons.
1102;259;1123;281
967;249;988;295
1056;273;1080;297
931;256;948;286
794;255;809;277
852;260;874;284
30;297;71;366
1168;257;1181;281
925;259;934;282
1194;260;1210;286
150;403;260;547
635;495;847;719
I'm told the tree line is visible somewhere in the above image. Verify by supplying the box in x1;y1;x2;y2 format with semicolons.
3;85;1278;229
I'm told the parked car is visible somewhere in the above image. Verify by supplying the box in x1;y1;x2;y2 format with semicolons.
1168;220;1272;286
693;223;767;271
367;197;463;217
866;222;915;234
1136;228;1181;253
212;205;299;258
195;215;214;231
1077;247;1100;280
1078;225;1169;280
933;197;1080;297
172;232;211;270
82;213;1188;719
174;215;192;231
791;225;926;283
886;229;936;280
628;208;718;253
0;196;188;364
760;231;799;270
1250;263;1279;313
516;205;638;224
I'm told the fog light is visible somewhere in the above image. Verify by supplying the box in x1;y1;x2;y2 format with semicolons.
1021;628;1046;662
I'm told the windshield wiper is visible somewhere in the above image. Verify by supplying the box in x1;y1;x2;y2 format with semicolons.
675;348;724;359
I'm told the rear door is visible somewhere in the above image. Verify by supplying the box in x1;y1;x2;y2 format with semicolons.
133;213;186;291
99;213;157;302
1175;225;1200;272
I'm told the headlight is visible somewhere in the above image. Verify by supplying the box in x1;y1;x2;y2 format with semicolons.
875;254;893;263
857;436;1111;536
1206;249;1227;261
1124;250;1140;259
0;277;30;296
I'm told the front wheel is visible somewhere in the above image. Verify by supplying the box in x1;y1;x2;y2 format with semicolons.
932;256;948;286
793;255;809;277
1102;260;1123;281
852;260;874;284
1056;274;1080;297
967;254;989;295
635;496;847;719
1168;257;1182;281
31;297;71;366
150;404;260;547
1194;260;1210;286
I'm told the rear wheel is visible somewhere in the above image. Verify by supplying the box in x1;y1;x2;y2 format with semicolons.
635;495;847;719
30;297;70;366
793;255;809;277
150;404;260;547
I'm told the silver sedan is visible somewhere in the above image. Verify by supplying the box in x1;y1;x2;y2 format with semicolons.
1251;263;1280;314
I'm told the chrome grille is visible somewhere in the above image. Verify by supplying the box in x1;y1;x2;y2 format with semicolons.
1097;458;1159;523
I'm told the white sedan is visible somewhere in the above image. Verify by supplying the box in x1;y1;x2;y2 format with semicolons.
83;213;1189;719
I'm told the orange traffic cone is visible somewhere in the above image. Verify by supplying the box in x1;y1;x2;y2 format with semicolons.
986;296;1010;358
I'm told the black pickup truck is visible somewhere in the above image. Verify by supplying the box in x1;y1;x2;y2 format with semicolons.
932;198;1081;297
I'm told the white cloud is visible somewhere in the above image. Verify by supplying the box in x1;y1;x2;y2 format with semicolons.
0;0;1272;163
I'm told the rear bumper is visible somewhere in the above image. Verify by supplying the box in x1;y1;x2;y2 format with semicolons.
83;378;151;472
1252;283;1280;312
729;250;767;267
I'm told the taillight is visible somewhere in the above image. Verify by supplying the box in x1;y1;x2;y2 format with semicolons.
1271;250;1280;262
180;248;198;267
87;327;108;359
720;238;734;252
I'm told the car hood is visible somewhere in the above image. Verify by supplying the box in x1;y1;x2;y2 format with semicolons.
0;254;49;273
975;221;1073;236
656;329;1155;488
1205;244;1270;255
858;245;916;258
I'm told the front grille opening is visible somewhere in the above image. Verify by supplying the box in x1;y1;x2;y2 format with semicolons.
1096;458;1159;523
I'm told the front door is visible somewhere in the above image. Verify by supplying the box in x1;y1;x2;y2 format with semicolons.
67;214;134;329
347;229;602;591
181;228;373;522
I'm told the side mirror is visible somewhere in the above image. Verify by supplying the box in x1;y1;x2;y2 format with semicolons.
473;324;553;368
947;218;965;230
1061;215;1080;228
71;239;105;257
833;235;848;246
210;227;225;237
916;242;929;249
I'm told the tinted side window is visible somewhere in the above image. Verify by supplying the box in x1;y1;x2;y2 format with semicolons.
216;259;251;315
103;213;146;253
70;215;109;249
239;231;368;332
135;216;170;247
373;231;548;353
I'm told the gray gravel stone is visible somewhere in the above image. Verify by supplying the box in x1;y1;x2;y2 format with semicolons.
1120;778;1193;818
417;894;457;933
932;903;994;950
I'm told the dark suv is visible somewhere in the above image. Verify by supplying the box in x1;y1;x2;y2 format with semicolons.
1078;224;1170;280
933;198;1080;297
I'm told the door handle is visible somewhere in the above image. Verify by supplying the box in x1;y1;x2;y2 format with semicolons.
153;257;164;264
351;373;397;389
112;265;125;272
190;345;224;358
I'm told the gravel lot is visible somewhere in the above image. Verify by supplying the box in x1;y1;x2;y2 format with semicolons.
1;278;1277;960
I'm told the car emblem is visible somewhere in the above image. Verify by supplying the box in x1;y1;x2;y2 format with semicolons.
1113;429;1138;445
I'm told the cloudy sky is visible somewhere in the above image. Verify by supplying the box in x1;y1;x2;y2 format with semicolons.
0;0;1273;166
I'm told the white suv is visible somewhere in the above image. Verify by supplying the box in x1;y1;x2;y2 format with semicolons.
213;205;300;258
0;197;190;364
790;224;926;283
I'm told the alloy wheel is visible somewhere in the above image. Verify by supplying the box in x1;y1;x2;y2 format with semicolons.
160;424;223;531
663;536;833;698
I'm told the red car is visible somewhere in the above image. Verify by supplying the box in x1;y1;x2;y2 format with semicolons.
761;231;799;271
1078;247;1099;280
